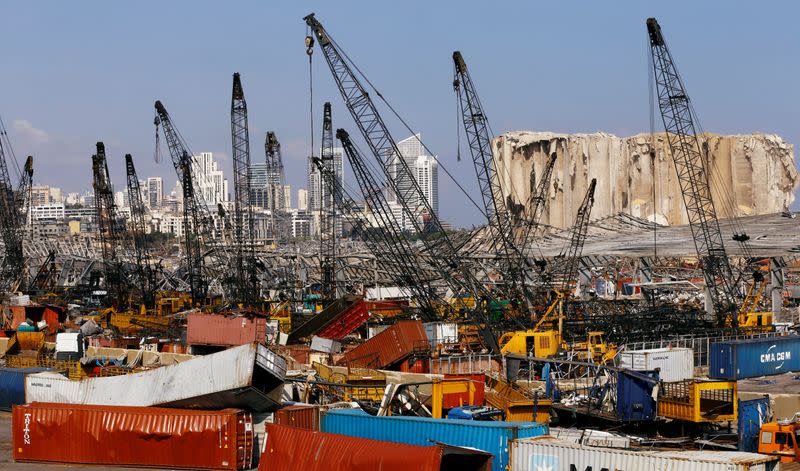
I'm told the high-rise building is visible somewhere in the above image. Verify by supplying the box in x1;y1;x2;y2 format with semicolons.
147;177;164;209
386;134;439;229
192;152;229;206
297;189;308;211
308;147;343;211
30;185;62;206
249;162;286;210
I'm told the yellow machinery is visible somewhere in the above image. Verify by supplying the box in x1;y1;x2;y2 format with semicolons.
485;375;551;422
759;415;800;463
431;378;476;419
312;362;386;402
569;332;618;364
737;273;774;329
270;300;293;333
499;291;564;357
657;380;737;423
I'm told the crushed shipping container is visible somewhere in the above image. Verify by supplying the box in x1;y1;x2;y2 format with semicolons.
13;403;254;470
25;342;286;412
509;437;778;471
339;319;427;369
321;408;547;471
260;423;492;471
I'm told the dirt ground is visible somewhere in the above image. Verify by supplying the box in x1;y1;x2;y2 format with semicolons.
0;411;199;471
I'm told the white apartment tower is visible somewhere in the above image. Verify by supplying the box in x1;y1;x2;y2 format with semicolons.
192;152;229;206
147;177;163;209
387;134;439;229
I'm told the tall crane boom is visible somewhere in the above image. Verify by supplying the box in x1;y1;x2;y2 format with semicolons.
320;102;337;299
92;142;125;304
452;51;532;305
0;132;28;291
124;154;156;307
304;14;508;349
336;129;440;317
518;154;557;262
154;101;209;303
230;73;258;306
265;131;288;242
646;18;738;325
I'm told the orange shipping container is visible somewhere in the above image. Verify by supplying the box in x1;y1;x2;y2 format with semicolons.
187;313;267;347
274;404;320;430
260;424;437;471
339;320;427;369
13;403;254;470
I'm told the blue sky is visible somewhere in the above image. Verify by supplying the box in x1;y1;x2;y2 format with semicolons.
1;1;797;227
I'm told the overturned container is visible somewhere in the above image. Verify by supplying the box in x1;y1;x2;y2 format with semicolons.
338;320;428;369
13;402;254;470
320;408;547;471
25;342;286;412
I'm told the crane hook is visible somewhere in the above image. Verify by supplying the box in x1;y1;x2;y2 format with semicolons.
305;35;314;56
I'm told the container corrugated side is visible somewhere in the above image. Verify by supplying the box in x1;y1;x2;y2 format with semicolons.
13;402;254;470
618;347;694;382
710;335;800;380
187;313;266;346
509;437;778;471
274;404;320;430
25;342;286;412
0;367;51;411
339;320;427;368
321;408;547;471
259;423;441;471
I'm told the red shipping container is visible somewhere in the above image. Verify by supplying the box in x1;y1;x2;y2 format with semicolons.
13;403;254;470
339;320;427;369
274;404;320;430
187;313;267;347
315;299;369;339
260;423;441;471
442;374;486;408
399;357;430;373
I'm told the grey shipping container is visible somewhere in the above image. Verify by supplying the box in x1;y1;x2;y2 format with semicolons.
709;335;800;380
510;437;778;471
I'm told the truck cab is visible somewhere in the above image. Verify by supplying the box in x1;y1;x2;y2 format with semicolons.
759;419;800;462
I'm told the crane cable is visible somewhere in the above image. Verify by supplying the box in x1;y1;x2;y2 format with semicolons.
306;30;315;161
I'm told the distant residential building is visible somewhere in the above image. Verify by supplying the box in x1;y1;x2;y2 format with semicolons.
250;162;287;211
192;152;229;206
30;203;65;222
64;206;96;221
29;222;69;237
147;177;164;209
65;192;80;205
290;209;314;238
114;191;125;210
30;185;62;206
308;147;343;211
283;185;292;210
297;189;308;211
386;134;439;230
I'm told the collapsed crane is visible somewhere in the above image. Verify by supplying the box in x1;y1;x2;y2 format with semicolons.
305;13;512;351
319;102;337;299
452;51;534;307
336;129;441;317
154;101;210;304
230;72;259;306
0;126;31;292
517;154;557;266
265;131;287;242
124;154;157;307
646;18;739;326
92;142;126;305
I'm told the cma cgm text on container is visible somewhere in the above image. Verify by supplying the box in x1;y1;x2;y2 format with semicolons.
710;335;800;380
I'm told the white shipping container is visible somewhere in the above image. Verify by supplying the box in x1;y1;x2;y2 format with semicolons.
548;427;630;449
510;437;777;471
310;336;342;354
26;343;286;412
618;347;693;382
367;325;389;339
424;322;458;348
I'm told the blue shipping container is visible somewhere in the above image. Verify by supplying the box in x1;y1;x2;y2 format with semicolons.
710;336;800;380
321;409;547;471
0;367;52;411
738;396;771;452
616;369;659;421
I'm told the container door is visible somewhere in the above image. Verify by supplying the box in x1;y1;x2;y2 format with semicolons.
738;397;771;452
